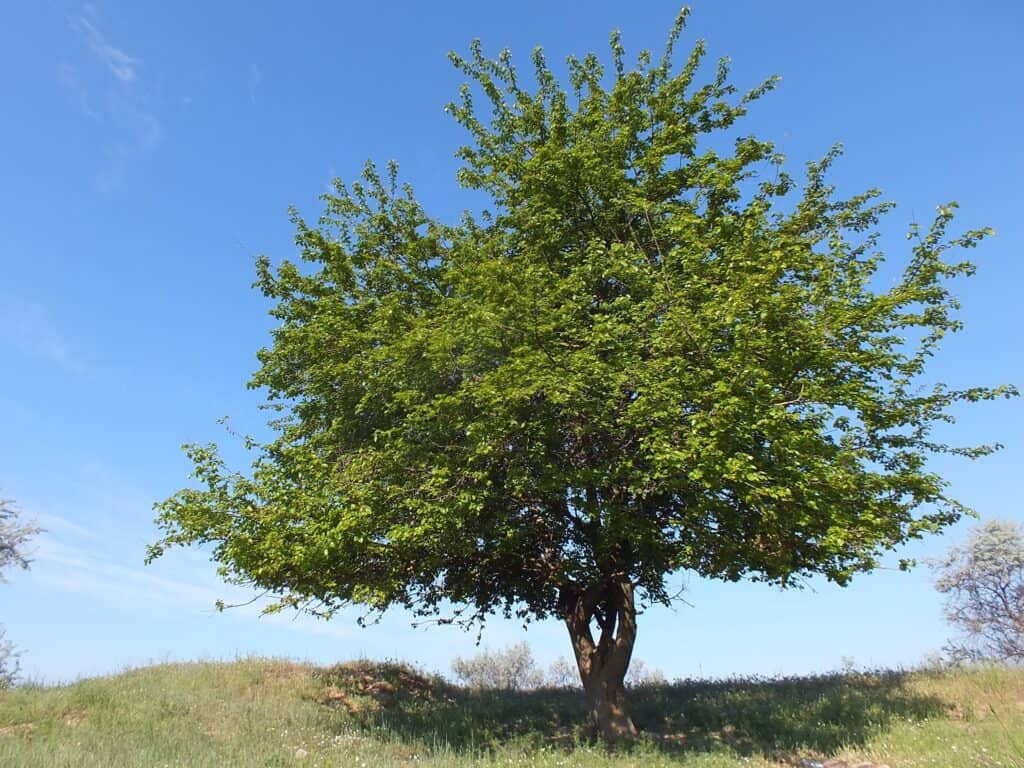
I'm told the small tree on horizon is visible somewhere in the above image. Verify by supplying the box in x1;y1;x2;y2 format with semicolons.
451;642;545;690
0;499;38;580
148;9;1015;741
1;498;42;687
931;519;1024;664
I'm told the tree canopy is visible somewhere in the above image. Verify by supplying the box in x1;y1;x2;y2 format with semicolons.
0;498;39;583
149;9;1015;739
931;519;1024;663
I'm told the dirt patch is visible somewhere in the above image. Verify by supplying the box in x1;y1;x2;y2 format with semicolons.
314;660;454;712
0;721;36;737
61;707;87;727
321;686;361;714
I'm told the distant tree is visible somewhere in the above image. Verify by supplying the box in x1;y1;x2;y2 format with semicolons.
0;627;20;689
545;656;581;689
451;642;545;690
0;498;41;688
931;520;1024;663
1;498;39;579
450;642;662;690
148;9;1015;741
624;658;667;688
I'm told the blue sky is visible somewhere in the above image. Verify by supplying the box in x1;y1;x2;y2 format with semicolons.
1;0;1022;684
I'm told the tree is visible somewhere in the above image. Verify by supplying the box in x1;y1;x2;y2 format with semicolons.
930;520;1024;663
148;9;1016;741
545;655;581;689
0;498;38;579
1;498;41;687
451;642;545;690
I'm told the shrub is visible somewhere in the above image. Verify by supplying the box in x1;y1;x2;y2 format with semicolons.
545;656;581;689
451;642;545;690
451;643;666;691
0;625;21;689
625;658;667;688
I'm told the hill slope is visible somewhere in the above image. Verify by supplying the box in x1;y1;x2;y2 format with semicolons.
1;658;1022;767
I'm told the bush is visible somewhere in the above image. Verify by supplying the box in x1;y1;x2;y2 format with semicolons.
451;642;546;690
0;625;21;689
625;658;667;688
451;643;666;691
544;656;581;688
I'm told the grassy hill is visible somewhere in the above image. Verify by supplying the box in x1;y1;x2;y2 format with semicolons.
1;658;1022;767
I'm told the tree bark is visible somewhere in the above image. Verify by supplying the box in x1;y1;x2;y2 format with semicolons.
560;579;638;744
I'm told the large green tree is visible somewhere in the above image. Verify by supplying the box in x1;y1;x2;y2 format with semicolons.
149;10;1015;740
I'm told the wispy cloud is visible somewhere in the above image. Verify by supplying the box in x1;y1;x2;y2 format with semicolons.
248;63;261;104
35;536;225;610
31;508;353;639
34;511;105;545
63;4;162;189
57;60;98;118
0;297;89;376
70;4;141;84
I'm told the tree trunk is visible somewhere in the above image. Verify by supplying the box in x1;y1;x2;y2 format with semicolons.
560;579;639;744
585;664;636;744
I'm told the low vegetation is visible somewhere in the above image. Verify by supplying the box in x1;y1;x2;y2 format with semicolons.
449;642;665;691
1;658;1022;767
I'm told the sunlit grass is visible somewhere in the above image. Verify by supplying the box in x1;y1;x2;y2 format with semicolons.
1;657;1022;767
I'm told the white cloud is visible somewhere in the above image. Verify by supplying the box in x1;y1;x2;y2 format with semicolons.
35;536;225;609
64;4;162;188
71;5;141;84
34;511;106;544
30;510;354;640
0;297;89;376
248;63;261;104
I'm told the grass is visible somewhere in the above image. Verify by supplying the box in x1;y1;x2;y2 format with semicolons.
1;658;1023;767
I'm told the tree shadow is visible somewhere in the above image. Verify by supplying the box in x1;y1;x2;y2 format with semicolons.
311;662;948;761
630;671;947;759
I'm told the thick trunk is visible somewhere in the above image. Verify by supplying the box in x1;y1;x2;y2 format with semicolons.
585;666;636;743
560;579;638;744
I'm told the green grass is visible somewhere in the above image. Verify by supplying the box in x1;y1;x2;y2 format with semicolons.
1;658;1022;767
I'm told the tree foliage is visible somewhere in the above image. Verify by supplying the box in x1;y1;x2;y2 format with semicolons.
0;498;39;581
149;9;1015;738
451;642;546;690
0;498;41;688
931;519;1024;663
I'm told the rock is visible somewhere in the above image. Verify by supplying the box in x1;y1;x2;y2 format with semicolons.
798;761;824;768
822;760;849;768
294;748;309;759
